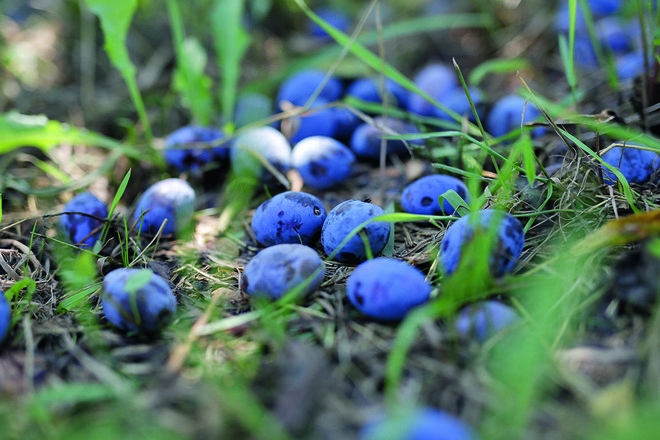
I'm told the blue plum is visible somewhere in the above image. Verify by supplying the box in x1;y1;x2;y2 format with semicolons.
597;17;633;55
433;86;485;123
291;136;356;190
289;98;339;144
251;191;327;247
601;145;660;185
241;244;325;300
276;69;343;108
407;63;458;117
455;300;519;343
487;94;545;139
616;49;649;82
0;292;10;343
164;126;227;172
309;7;351;40
441;209;525;277
346;77;409;109
401;174;470;216
350;117;422;161
321;200;391;264
61;192;109;250
102;268;177;333
360;407;475;440
133;178;195;237
347;258;431;320
230;126;292;184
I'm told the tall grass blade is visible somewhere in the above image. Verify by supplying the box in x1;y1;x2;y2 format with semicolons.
84;0;153;146
212;0;251;130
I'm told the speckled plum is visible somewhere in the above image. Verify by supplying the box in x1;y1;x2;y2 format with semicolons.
487;94;545;139
455;300;519;343
360;407;475;440
251;191;327;247
0;292;10;342
601;145;660;185
407;63;458;117
164;125;227;172
350;117;422;161
241;244;325;300
133;178;195;237
102;268;177;333
292;136;356;190
276;69;343;108
230;126;292;184
441;209;525;277
321;200;391;264
347;258;431;320
401;175;470;216
61;192;108;250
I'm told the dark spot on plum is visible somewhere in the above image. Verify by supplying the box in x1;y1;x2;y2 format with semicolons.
310;162;327;177
314;206;321;215
442;239;450;251
504;218;522;241
278;210;285;217
282;261;296;283
355;293;364;305
300;259;318;276
421;197;433;207
336;203;352;214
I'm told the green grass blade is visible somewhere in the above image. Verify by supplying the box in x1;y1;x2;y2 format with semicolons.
98;169;131;250
469;58;532;86
166;0;214;126
292;0;474;129
212;0;251;129
84;0;153;147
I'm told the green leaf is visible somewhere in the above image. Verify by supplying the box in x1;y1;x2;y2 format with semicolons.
512;133;536;186
212;0;251;126
171;37;214;126
438;190;471;217
124;269;153;294
0;112;142;157
85;0;153;144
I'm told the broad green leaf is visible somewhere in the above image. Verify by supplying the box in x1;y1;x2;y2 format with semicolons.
0;112;142;158
212;0;251;127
